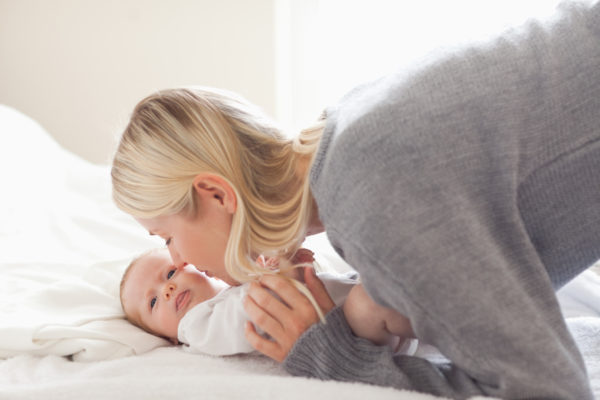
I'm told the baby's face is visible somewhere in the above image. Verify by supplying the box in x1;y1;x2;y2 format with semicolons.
121;249;227;341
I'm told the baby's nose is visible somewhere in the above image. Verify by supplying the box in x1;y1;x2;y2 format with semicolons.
163;282;177;300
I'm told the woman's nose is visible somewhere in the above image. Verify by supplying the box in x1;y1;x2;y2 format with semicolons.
168;247;185;268
163;282;177;300
176;261;188;271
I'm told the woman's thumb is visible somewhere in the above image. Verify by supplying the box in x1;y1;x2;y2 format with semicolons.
304;267;335;314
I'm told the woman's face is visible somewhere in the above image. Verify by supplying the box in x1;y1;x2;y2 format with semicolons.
136;203;239;286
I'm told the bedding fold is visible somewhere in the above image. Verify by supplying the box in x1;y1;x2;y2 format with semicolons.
0;259;170;361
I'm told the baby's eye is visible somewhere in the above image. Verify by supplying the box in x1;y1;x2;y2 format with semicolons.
150;297;157;309
165;238;172;246
167;269;176;279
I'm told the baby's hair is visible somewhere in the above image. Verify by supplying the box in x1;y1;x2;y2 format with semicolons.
119;249;159;333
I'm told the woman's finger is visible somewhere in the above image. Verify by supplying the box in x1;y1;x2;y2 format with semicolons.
304;267;335;314
244;274;325;361
256;274;322;344
257;275;316;321
244;282;286;338
244;321;286;362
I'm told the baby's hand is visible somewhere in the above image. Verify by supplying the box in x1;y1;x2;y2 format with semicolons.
256;254;280;271
255;248;315;281
291;248;315;265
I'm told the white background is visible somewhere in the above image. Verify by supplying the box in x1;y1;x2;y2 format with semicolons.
0;0;565;164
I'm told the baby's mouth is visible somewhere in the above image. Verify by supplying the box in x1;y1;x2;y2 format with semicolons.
175;290;190;312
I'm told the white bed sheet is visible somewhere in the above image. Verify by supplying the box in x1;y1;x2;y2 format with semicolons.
0;104;598;399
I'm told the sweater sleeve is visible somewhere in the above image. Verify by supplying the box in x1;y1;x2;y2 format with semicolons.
293;2;599;399
284;307;483;399
318;222;593;400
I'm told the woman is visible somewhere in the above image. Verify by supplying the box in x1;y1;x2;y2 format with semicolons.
112;2;599;398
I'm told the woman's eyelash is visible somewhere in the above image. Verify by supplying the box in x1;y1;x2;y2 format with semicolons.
150;297;157;309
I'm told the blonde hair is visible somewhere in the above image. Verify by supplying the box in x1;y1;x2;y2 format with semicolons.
111;87;324;285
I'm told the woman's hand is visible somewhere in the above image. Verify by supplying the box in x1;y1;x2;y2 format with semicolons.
243;267;335;362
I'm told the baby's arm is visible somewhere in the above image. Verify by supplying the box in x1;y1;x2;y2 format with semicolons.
343;284;415;348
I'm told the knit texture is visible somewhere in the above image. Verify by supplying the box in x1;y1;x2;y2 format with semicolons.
286;2;600;399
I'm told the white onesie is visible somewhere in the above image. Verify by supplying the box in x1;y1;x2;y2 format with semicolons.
178;271;358;355
178;271;418;356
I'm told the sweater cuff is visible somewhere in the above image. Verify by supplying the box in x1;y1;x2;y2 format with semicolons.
283;305;395;382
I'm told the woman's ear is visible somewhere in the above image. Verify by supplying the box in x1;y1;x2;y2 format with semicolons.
192;173;237;214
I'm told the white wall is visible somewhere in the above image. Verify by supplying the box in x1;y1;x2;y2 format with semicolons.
0;0;568;165
282;0;566;134
0;0;277;164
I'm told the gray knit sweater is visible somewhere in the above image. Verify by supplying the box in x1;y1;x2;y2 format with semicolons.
284;2;600;399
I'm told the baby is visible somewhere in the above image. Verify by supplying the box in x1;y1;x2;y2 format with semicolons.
120;248;417;356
